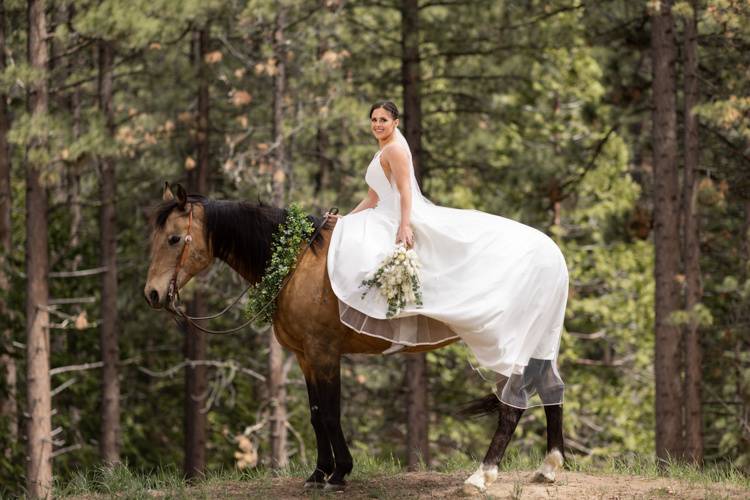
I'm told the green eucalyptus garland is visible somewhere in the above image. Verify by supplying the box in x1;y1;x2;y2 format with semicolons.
246;203;314;324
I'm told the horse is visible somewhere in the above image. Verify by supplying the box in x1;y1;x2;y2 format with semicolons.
143;183;566;492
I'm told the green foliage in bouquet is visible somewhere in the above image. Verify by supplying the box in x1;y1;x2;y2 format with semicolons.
246;203;314;324
360;244;423;318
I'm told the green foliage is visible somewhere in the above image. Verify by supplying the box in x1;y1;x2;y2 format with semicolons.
245;203;314;324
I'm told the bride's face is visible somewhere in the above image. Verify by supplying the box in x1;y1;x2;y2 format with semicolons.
370;107;399;142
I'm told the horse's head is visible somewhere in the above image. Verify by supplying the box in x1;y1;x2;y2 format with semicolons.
144;183;212;309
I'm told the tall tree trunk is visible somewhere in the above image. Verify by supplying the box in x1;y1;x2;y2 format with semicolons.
66;2;82;273
651;0;683;461
313;25;331;204
681;0;703;464
98;40;120;465
401;0;424;186
314;121;332;203
0;0;18;457
401;0;429;469
68;87;82;264
26;0;52;495
405;353;429;469
269;4;288;468
184;27;210;479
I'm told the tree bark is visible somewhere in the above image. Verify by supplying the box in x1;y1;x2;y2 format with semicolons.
183;302;207;478
98;39;121;465
313;21;332;204
401;0;429;469
269;3;288;468
681;0;703;464
314;122;332;202
405;353;429;469
401;0;424;186
66;4;82;273
0;0;18;457
26;0;52;495
650;0;683;461
183;27;210;479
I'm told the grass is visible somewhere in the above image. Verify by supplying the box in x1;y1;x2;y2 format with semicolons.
56;452;750;498
59;462;188;498
554;451;750;488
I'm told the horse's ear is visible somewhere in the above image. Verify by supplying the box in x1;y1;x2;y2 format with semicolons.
173;183;188;210
163;182;175;201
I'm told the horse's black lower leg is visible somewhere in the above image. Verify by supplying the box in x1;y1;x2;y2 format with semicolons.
528;404;565;483
464;402;524;492
316;367;353;490
302;378;334;487
544;404;565;461
482;403;525;466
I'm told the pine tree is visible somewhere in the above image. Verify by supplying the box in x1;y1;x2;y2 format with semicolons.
651;0;683;461
25;0;52;495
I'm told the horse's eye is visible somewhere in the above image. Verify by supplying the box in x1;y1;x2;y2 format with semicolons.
168;235;181;246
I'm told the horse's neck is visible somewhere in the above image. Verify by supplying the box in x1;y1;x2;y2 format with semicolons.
223;255;256;283
205;201;283;284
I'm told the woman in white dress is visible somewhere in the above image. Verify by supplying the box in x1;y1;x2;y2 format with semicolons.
326;101;569;490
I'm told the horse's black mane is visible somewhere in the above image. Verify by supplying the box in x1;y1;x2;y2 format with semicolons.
154;194;325;281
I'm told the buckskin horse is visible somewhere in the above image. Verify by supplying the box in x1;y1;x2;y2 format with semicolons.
143;183;565;492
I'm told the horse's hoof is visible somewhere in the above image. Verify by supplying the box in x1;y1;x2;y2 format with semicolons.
462;482;485;495
304;480;325;490
463;464;490;494
531;470;555;483
532;449;563;483
323;480;347;492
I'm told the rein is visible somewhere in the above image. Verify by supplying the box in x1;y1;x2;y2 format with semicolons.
165;204;338;335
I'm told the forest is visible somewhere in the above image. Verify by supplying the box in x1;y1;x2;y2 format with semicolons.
1;0;749;497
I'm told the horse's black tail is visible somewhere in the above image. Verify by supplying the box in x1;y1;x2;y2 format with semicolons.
457;393;502;419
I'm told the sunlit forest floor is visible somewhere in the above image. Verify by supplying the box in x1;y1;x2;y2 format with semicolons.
58;452;750;499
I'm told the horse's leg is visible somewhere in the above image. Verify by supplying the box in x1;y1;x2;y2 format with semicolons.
464;403;524;493
311;357;353;491
532;404;565;483
296;353;334;489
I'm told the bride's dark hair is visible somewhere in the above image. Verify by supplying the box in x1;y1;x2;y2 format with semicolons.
369;101;399;119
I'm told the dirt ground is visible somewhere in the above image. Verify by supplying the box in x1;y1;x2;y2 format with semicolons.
191;470;749;499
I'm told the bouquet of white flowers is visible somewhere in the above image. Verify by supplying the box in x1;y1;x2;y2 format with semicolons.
360;243;424;318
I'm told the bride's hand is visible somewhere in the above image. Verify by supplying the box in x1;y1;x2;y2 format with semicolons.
396;224;415;248
323;211;342;230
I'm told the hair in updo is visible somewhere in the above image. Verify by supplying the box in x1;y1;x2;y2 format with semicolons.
369;101;399;120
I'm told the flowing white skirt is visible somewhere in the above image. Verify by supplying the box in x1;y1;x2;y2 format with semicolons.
327;202;568;408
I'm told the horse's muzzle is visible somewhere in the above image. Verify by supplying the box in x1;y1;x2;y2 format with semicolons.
144;288;163;309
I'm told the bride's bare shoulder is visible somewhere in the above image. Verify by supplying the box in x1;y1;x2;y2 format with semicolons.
379;142;408;165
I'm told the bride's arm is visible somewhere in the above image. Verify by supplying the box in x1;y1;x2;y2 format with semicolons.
348;187;379;215
381;146;414;247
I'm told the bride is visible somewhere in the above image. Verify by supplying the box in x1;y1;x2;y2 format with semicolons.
326;100;568;410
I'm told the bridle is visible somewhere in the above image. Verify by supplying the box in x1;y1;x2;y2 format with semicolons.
164;203;337;335
166;203;195;306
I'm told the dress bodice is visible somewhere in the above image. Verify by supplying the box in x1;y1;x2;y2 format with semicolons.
365;151;396;206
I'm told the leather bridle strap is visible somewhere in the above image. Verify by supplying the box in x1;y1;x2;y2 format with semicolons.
166;203;194;304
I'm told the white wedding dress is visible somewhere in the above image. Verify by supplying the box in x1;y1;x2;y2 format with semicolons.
326;129;567;408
